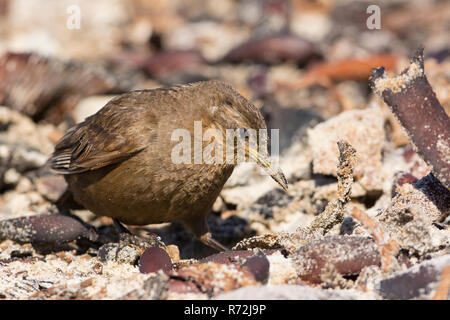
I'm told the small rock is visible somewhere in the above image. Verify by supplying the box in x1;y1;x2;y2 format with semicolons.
35;175;67;202
291;236;381;283
241;251;270;283
165;21;249;61
98;243;142;265
120;273;169;300
139;247;173;274
376;255;450;300
200;249;271;283
116;245;142;265
378;174;450;255
72;95;117;123
145;50;207;78
165;244;180;263
308;107;386;191
0;52;120;124
169;261;258;297
223;34;316;65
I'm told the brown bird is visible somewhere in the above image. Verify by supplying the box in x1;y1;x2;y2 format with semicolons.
49;80;287;251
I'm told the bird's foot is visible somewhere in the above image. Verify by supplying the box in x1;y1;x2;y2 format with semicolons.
118;232;163;250
97;219;165;264
183;218;229;252
114;218;164;249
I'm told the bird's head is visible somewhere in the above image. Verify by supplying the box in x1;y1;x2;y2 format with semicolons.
199;80;288;191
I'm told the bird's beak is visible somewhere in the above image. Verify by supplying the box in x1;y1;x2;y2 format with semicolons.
246;146;288;191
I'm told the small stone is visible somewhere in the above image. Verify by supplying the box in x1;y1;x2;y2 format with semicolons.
35;175;67;202
291;236;381;283
98;243;119;262
308;107;386;191
241;251;270;283
378;174;450;255
139;247;173;274
116;245;142;265
165;245;180;263
3;168;20;185
376;255;450;300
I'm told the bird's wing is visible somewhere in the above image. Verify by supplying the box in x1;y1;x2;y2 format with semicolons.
49;95;154;174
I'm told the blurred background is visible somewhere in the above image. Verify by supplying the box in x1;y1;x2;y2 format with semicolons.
0;0;448;126
0;0;449;256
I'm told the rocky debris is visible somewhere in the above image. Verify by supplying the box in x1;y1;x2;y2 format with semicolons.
139;247;173;274
0;0;449;301
120;273;169;300
351;208;399;273
145;50;208;79
0;215;97;246
98;243;142;265
283;54;398;89
291;236;381;283
0;244;151;299
0;143;48;192
0;52;120;124
0;0;132;59
72;95;117;124
200;249;271;283
265;250;298;285
377;174;450;255
376;255;450;300
97;232;167;265
168;262;260;298
223;33;316;65
308;107;386;191
34;175;67;203
0;106;56;155
165;21;250;62
215;284;376;300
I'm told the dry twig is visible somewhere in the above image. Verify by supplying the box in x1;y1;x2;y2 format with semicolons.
351;207;399;273
432;266;450;300
369;46;450;190
308;140;356;234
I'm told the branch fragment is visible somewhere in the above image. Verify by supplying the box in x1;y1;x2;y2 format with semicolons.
369;46;450;190
308;140;356;234
432;266;450;300
351;207;399;273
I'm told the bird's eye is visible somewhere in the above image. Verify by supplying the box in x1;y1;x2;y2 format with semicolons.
224;99;233;106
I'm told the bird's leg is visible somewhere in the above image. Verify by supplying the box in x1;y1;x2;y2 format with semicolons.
113;219;162;249
200;232;229;251
113;218;132;234
183;217;229;252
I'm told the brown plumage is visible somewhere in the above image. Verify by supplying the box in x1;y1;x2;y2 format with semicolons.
49;80;287;251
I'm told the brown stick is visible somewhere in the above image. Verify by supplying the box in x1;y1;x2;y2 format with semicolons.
308;140;356;234
432;266;450;300
369;46;450;190
351;207;398;273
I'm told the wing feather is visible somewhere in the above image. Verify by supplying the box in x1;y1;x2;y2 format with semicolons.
49;93;154;174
